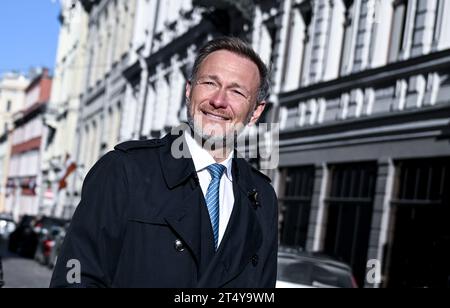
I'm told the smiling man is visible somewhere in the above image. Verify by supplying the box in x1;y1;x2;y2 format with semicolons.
50;37;278;288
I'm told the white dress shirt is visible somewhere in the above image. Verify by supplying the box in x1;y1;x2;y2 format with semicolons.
184;132;234;247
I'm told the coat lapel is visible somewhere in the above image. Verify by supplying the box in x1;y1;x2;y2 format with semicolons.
158;131;203;267
196;157;263;288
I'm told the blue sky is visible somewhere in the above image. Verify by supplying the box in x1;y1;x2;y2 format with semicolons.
0;0;61;76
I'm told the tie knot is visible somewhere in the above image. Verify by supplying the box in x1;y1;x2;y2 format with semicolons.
207;163;226;180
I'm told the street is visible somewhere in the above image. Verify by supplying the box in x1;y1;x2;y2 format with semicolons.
1;252;53;288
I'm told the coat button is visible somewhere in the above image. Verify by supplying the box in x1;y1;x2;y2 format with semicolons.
174;239;185;252
251;254;259;266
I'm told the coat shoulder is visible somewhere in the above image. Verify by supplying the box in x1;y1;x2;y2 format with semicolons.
114;138;166;153
250;165;272;183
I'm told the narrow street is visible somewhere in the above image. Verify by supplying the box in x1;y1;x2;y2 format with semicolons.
2;252;53;288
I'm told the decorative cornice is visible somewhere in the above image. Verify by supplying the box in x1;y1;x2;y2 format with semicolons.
279;49;450;106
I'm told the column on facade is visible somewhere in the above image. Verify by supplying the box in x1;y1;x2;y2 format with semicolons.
155;0;169;45
252;5;263;52
369;0;394;68
365;159;395;288
151;66;170;134
353;0;379;71
124;0;137;57
400;0;418;60
410;0;439;57
282;2;306;92
116;1;125;60
105;9;114;74
342;0;361;75
435;0;450;50
306;163;329;252
99;13;108;79
323;0;346;81
87;46;94;90
252;5;275;68
86;120;96;171
78;125;88;178
307;0;329;83
131;0;151;64
259;24;273;68
166;56;185;128
140;82;156;137
110;2;120;64
268;0;289;98
119;84;138;141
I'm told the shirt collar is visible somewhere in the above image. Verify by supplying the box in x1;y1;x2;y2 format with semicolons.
184;130;233;181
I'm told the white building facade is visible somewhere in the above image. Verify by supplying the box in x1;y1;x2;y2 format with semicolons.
66;0;138;213
40;0;89;218
0;73;29;213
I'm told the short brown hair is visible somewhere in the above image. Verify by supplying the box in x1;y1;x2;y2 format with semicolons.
190;37;270;103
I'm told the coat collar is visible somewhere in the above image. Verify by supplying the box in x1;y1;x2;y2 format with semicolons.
158;129;261;202
158;130;196;190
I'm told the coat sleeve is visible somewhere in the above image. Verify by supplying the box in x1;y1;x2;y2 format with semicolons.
260;188;279;288
49;151;129;288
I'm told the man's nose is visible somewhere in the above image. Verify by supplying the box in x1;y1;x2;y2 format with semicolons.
209;89;228;109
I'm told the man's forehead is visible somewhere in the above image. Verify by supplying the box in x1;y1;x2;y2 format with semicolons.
201;50;258;69
197;50;260;84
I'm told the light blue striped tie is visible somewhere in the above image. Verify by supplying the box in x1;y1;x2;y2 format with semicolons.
206;163;226;250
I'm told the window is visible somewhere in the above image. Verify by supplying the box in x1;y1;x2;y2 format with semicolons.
279;166;315;248
324;162;377;287
6;100;12;112
282;1;312;91
388;0;408;62
433;0;443;43
386;158;450;288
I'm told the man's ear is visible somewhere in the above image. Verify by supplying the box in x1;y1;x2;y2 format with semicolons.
185;81;192;99
248;101;266;126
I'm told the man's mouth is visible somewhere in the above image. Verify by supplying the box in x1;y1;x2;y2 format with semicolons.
201;110;231;121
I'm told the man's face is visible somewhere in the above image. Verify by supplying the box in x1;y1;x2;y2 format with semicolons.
186;50;266;145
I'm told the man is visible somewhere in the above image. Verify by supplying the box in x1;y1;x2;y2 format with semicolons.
50;37;278;288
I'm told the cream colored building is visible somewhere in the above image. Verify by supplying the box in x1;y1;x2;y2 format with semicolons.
39;0;89;218
0;73;29;213
67;0;137;214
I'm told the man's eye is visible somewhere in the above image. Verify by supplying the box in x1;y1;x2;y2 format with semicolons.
202;81;216;86
232;90;246;98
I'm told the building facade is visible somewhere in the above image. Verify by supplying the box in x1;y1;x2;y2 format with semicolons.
40;0;89;218
65;0;138;214
0;73;29;213
5;69;52;221
275;0;450;288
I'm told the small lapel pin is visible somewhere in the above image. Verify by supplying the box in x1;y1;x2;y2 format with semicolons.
248;189;260;208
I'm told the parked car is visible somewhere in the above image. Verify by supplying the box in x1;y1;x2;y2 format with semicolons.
35;224;68;266
8;215;38;258
0;214;16;241
47;224;68;268
276;248;358;288
9;215;69;259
